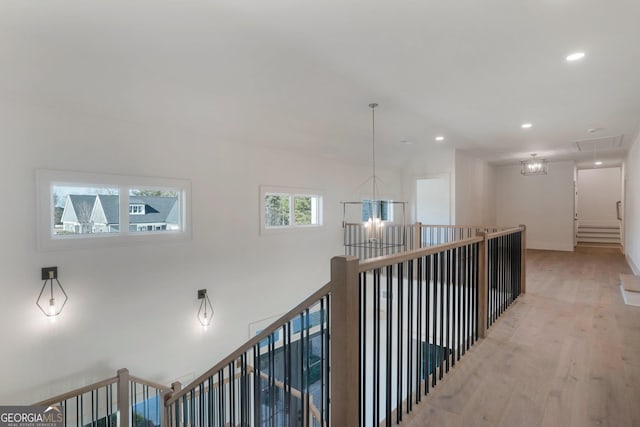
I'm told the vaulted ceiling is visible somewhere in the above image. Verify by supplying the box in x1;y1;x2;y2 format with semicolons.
2;0;639;168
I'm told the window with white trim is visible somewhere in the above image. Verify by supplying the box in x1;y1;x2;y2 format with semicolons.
260;186;323;233
37;170;191;250
361;199;394;222
129;204;145;215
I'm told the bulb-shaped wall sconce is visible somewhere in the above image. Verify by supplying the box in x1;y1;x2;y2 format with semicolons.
37;267;68;317
197;289;213;329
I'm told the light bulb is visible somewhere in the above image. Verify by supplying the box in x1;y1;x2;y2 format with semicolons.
49;298;56;316
201;312;210;327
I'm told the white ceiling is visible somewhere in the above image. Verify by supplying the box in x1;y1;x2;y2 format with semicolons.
2;0;639;168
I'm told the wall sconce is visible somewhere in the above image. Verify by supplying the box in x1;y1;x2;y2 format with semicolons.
197;289;213;328
37;267;68;317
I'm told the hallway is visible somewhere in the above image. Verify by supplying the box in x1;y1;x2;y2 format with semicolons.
404;247;640;426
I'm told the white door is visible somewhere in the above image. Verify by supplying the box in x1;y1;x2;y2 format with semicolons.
416;175;450;225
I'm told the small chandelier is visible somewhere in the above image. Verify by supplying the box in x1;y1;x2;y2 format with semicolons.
364;103;383;242
341;103;407;254
37;267;68;318
521;154;548;175
197;289;214;328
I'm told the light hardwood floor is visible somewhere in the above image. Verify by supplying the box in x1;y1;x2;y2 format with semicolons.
403;247;640;427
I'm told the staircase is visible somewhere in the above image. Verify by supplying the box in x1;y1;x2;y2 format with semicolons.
576;223;621;245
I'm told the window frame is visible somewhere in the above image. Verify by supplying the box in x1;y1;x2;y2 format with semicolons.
361;198;395;223
259;186;324;234
37;169;191;251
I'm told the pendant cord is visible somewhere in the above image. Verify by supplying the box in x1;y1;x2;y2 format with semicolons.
369;102;378;218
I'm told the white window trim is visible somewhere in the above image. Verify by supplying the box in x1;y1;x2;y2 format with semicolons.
259;185;324;235
37;169;192;251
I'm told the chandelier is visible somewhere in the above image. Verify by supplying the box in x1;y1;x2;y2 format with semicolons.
342;103;406;255
521;154;548;175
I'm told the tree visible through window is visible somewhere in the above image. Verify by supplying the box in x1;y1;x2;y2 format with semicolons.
263;190;322;230
294;196;313;225
265;194;290;227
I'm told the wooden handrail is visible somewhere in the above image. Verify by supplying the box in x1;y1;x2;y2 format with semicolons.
129;375;173;393
166;281;333;405
33;376;118;406
418;224;514;229
358;236;483;272
485;226;525;239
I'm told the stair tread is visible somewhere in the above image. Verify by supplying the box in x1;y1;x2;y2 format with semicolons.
577;226;620;230
621;274;640;293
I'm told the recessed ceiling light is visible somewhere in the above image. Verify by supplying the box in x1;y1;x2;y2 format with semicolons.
521;123;532;129
566;52;585;61
435;136;445;142
594;161;603;166
400;139;413;145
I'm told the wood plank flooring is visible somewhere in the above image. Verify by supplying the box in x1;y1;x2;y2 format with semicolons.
403;247;640;427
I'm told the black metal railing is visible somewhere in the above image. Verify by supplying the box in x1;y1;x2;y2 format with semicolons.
33;369;172;427
34;224;526;427
344;223;408;260
165;288;331;427
487;229;523;329
419;225;505;247
357;237;482;426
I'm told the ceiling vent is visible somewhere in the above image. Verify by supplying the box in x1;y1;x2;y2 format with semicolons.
574;134;624;152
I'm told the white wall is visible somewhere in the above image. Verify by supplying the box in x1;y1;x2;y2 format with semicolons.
0;101;403;403
576;167;621;227
495;161;575;251
625;133;640;274
455;150;496;225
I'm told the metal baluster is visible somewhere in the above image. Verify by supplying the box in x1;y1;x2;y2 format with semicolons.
425;254;431;396
439;249;445;380
230;360;236;427
360;272;366;427
397;261;404;422
416;258;422;404
218;370;224;427
457;246;462;362
407;261;413;410
267;334;274;427
305;309;311;427
386;265;393;427
432;252;438;388
373;269;380;425
254;345;260;426
472;243;478;344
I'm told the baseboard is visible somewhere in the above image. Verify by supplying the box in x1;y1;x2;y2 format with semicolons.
627;254;640;275
527;241;574;252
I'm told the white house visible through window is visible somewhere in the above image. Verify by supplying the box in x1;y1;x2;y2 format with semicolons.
261;186;323;232
128;188;181;234
37;170;191;250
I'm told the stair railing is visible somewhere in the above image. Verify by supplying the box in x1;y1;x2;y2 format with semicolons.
33;368;176;427
34;224;527;427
